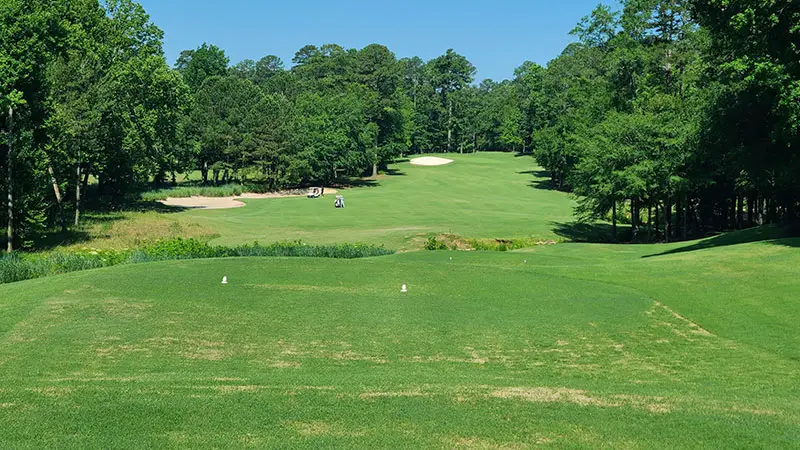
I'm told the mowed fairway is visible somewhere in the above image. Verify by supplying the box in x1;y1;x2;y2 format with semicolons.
1;235;799;448
178;153;576;249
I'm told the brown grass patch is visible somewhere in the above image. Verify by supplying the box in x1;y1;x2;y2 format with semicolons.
447;436;544;449
285;420;364;438
28;387;73;397
183;348;227;361
647;301;715;339
359;390;430;399
491;387;614;407
270;361;301;368
214;385;261;393
102;299;152;318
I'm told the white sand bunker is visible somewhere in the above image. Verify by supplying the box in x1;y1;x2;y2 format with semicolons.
159;189;339;210
410;156;454;166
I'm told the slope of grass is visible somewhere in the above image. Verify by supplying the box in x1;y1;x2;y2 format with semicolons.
174;153;576;250
1;236;798;448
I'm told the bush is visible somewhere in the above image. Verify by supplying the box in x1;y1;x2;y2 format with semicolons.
0;238;393;285
424;236;449;250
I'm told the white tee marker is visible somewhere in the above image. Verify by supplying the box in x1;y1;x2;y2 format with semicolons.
221;276;228;285
401;284;408;293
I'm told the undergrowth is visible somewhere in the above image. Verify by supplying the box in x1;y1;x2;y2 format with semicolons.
424;234;562;251
0;238;393;285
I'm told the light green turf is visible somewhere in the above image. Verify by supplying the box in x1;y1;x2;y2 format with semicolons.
1;232;799;448
177;153;576;249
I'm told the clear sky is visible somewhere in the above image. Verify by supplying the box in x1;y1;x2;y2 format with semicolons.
137;0;601;82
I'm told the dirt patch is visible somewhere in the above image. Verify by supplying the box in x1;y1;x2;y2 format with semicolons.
159;189;339;210
410;156;454;166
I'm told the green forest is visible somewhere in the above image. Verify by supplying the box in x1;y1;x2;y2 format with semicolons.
2;0;799;250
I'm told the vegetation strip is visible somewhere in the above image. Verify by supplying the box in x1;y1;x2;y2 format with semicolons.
0;238;392;285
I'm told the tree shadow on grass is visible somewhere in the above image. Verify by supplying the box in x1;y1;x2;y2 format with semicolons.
551;222;629;243
383;168;407;177
641;225;800;258
518;170;559;191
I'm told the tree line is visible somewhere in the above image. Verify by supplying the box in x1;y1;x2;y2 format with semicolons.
531;0;799;241
2;0;798;249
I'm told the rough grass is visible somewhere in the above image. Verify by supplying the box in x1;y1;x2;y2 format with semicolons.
0;236;798;448
140;183;272;202
0;239;392;285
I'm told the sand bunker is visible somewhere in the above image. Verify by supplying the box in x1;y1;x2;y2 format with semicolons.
159;189;339;210
410;156;454;166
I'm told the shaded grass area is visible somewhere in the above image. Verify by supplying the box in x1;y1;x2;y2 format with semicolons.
0;240;798;448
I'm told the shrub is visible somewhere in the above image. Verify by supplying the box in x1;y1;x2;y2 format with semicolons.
424;236;449;251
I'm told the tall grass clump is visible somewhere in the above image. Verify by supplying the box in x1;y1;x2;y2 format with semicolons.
140;184;270;201
0;239;393;285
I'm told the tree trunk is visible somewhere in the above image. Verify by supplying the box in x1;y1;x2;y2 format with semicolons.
48;164;67;232
747;196;755;227
6;107;13;252
647;204;653;241
683;192;689;240
201;161;209;184
655;202;660;236
371;163;377;178
74;164;82;227
611;201;617;242
447;100;453;153
736;195;744;229
664;195;671;243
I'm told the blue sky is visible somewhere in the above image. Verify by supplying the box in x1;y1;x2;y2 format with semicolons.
138;0;602;81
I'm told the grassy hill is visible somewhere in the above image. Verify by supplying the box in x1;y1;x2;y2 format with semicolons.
1;230;798;448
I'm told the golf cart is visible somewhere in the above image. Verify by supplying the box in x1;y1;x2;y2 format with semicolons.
334;195;345;208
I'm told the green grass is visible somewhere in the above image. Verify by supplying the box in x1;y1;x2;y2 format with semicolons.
175;153;576;250
1;233;799;448
3;153;799;448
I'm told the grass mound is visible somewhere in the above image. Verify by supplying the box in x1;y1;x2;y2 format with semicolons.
0;237;798;447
